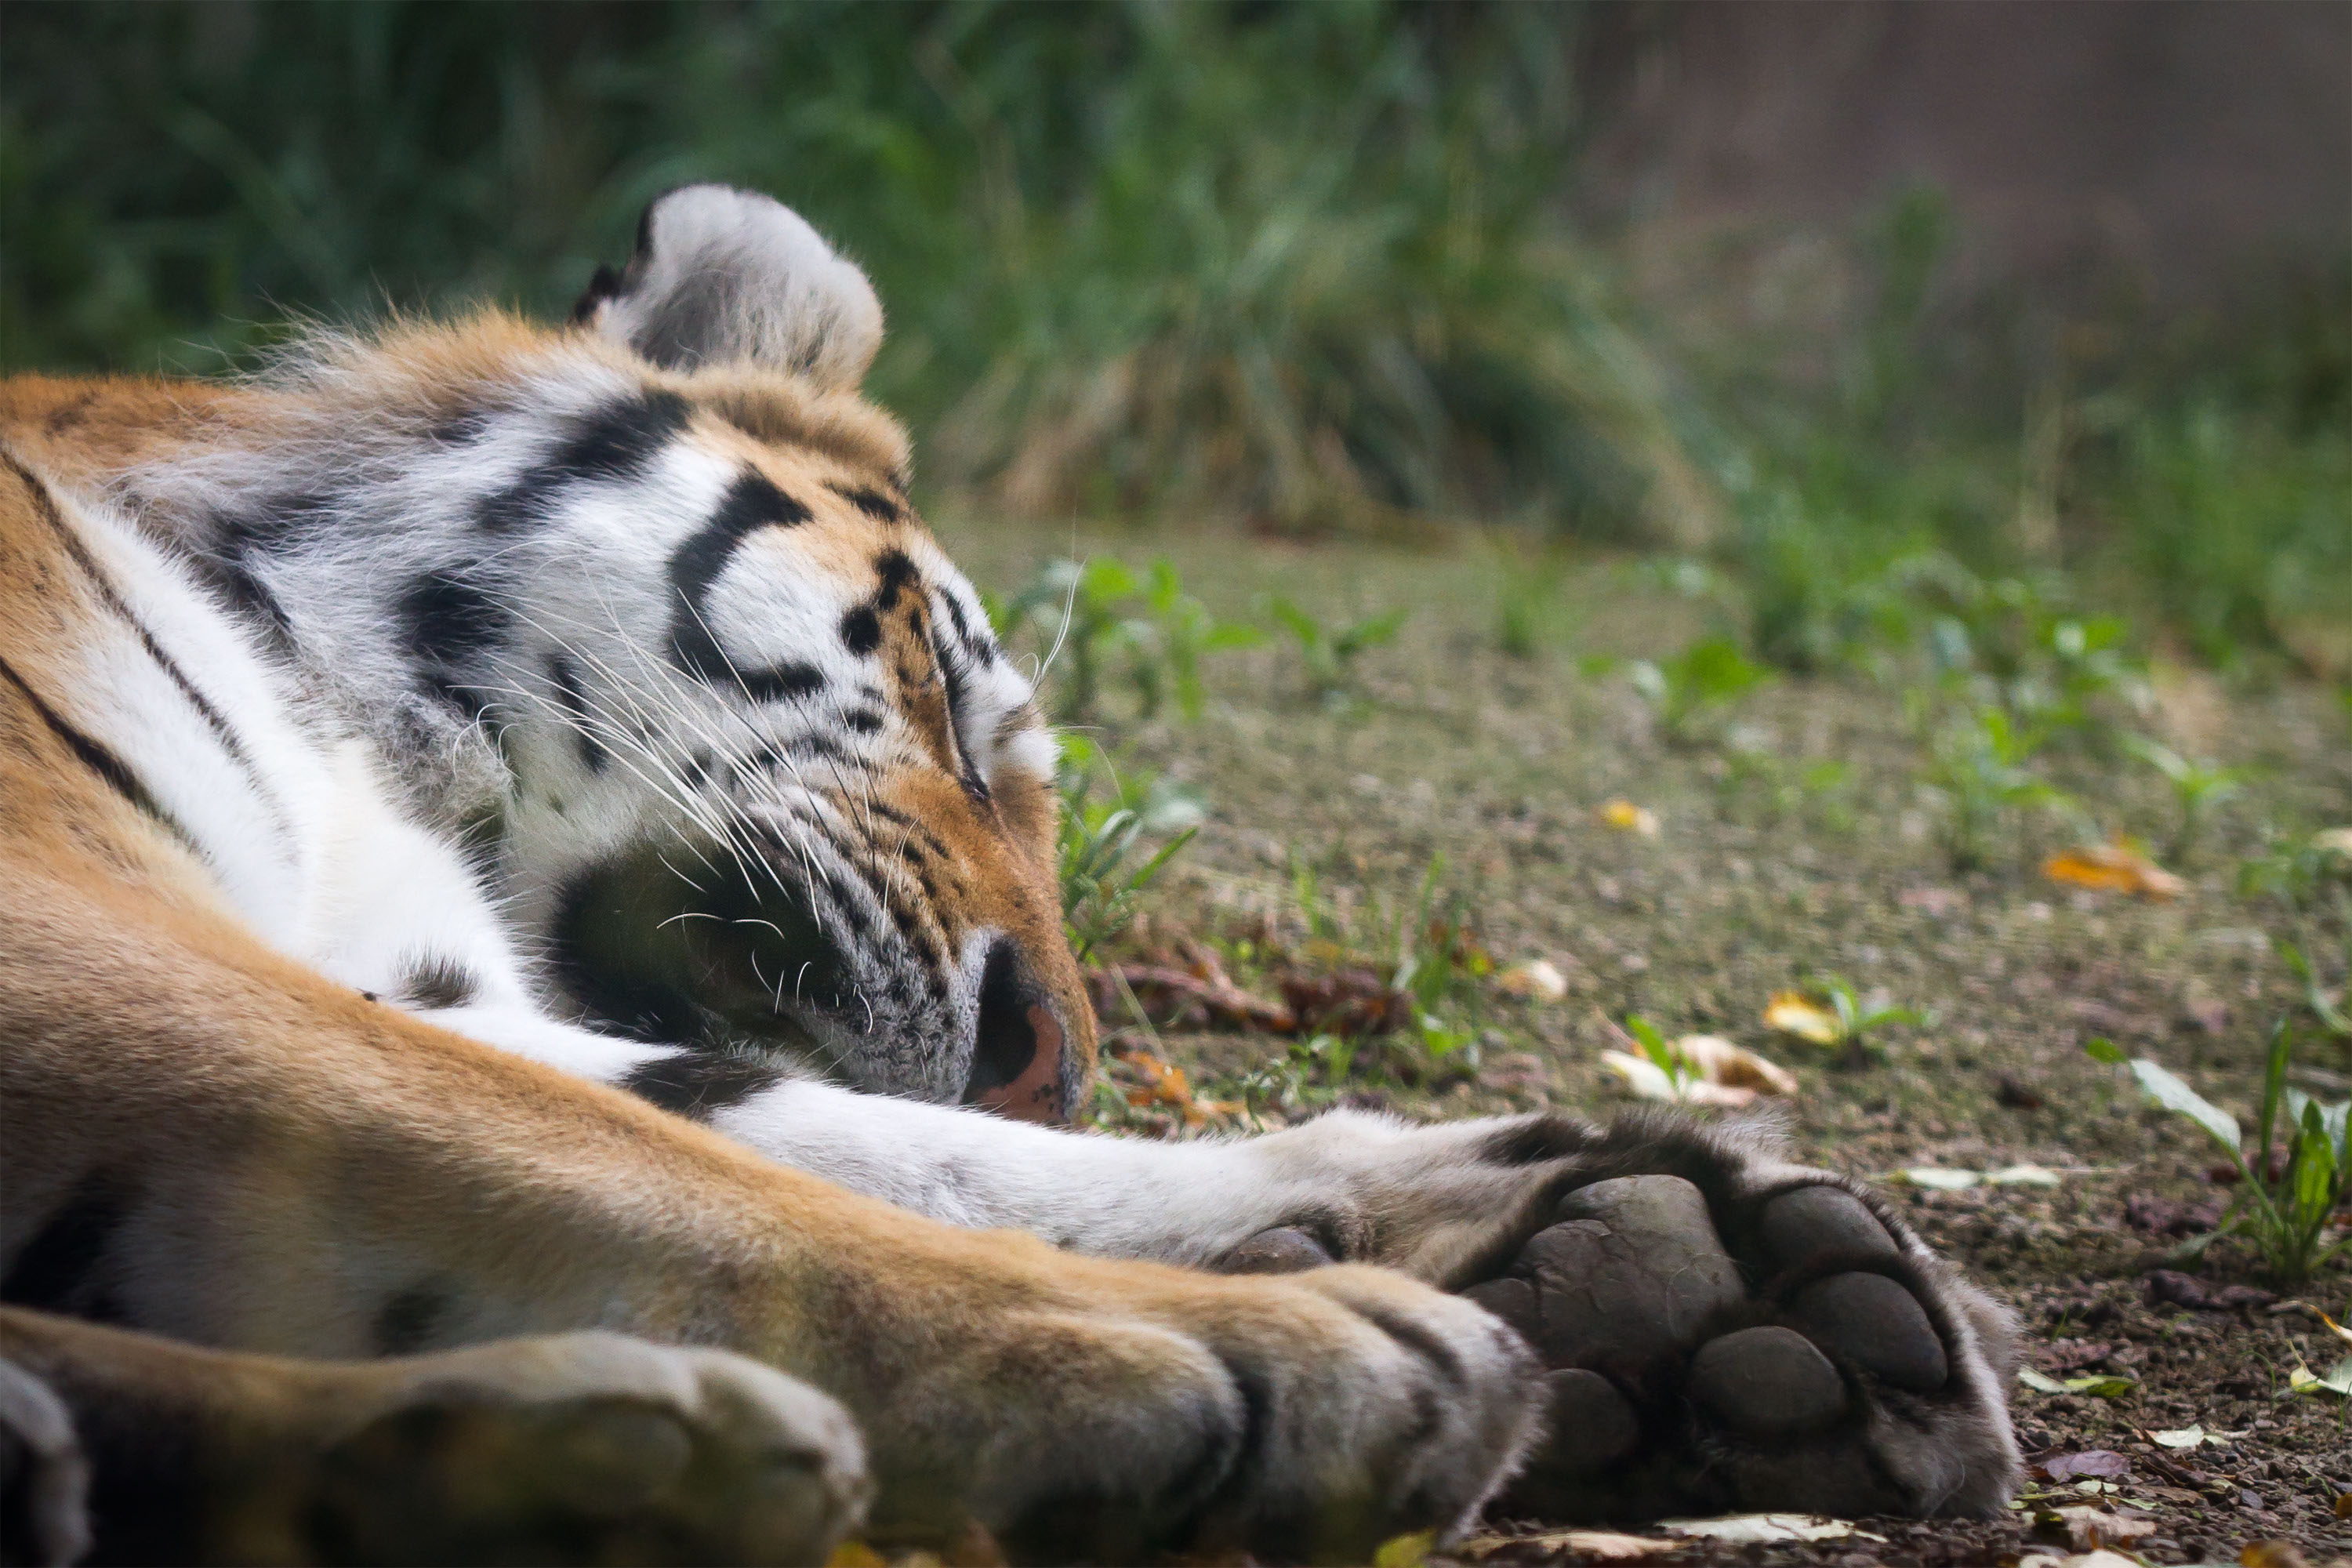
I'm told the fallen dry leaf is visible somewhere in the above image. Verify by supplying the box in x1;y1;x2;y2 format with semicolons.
1598;798;1661;837
1109;1044;1238;1127
2042;840;2187;900
2037;1449;2130;1481
1678;1034;1799;1095
1763;991;1842;1045
826;1544;889;1568
1662;1515;1881;1544
2288;1354;2352;1396
2041;1504;2157;1552
1602;1033;1798;1108
1454;1530;1680;1562
2018;1552;2146;1568
1497;958;1570;1002
1279;968;1412;1036
1095;962;1297;1034
2240;1542;2310;1568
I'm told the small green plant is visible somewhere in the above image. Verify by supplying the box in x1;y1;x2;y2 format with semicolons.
1624;635;1773;746
1771;975;1926;1066
2239;828;2352;1042
1264;597;1407;703
2124;735;2248;862
1915;705;2069;871
2087;1027;2350;1285
1495;551;1573;660
1054;738;1202;961
992;556;1258;724
1624;1014;1697;1097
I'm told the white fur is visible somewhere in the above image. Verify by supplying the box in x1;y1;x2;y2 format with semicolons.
582;185;884;387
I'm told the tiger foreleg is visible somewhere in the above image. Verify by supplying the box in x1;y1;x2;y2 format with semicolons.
0;1306;866;1566
684;1081;2026;1522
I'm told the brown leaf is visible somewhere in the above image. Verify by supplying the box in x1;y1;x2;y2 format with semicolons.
2043;841;2187;900
2037;1449;2131;1481
2040;1506;2157;1552
1097;964;1297;1034
2240;1543;2309;1568
1279;968;1412;1036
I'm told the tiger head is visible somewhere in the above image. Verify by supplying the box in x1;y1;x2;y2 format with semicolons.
169;187;1093;1121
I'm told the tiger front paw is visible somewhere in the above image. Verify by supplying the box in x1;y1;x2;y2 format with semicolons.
1460;1156;2022;1523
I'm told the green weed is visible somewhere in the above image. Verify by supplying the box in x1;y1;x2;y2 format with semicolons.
1915;706;2070;872
2238;829;2352;1043
2124;735;2248;863
1777;975;1926;1067
992;555;1258;724
1054;736;1202;962
1624;636;1773;747
1623;1014;1698;1098
1265;597;1407;705
2088;1029;2349;1286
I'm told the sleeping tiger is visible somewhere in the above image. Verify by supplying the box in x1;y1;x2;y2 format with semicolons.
0;186;2021;1566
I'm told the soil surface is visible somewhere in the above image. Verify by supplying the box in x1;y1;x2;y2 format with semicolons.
934;513;2352;1566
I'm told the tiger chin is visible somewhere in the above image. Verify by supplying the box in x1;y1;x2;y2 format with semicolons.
0;185;2021;1566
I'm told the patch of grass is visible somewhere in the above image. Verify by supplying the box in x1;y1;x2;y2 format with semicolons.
1054;736;1202;962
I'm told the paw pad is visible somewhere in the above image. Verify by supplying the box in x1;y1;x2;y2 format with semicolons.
1469;1166;2009;1523
1688;1326;1845;1436
1791;1272;1947;1392
1758;1185;1896;1268
1523;1176;1744;1372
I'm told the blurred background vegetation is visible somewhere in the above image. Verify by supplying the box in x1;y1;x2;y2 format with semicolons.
4;0;2346;673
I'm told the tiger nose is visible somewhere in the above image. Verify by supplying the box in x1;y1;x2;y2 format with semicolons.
961;939;1070;1123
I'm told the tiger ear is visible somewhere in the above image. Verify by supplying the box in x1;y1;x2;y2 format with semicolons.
572;185;883;390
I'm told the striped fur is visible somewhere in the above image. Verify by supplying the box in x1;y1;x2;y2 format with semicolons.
0;187;2017;1563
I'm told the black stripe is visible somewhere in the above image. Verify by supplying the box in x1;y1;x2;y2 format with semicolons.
0;656;201;858
828;482;905;522
667;469;815;690
477;391;692;533
394;954;480;1010
938;588;998;666
736;660;826;703
23;470;284;822
872;549;918;610
399;568;507;665
373;1284;452;1355
548;655;607;774
2;1174;131;1319
622;1049;789;1118
839;604;882;656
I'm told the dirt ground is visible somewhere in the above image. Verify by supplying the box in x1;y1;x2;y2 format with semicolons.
938;514;2352;1565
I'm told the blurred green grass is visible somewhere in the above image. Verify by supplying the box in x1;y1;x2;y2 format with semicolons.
5;1;2345;669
